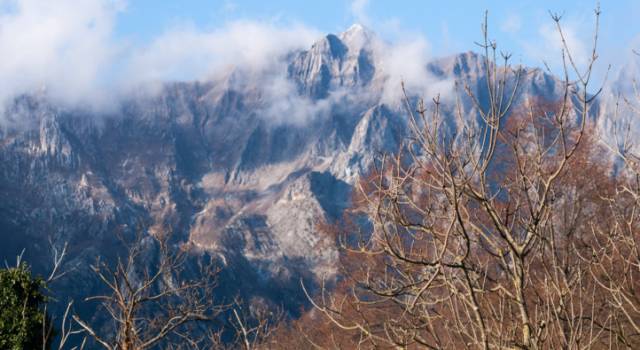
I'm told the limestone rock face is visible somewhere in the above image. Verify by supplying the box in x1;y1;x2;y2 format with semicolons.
0;26;605;320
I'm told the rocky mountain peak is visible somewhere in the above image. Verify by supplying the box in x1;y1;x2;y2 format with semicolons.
288;24;378;98
321;34;348;59
338;23;375;52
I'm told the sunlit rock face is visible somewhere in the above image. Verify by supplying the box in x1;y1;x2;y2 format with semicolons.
0;25;600;319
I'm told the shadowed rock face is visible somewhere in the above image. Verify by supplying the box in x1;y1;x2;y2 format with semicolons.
0;25;595;323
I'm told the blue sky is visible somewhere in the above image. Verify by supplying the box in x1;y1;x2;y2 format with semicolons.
0;0;636;109
115;0;640;67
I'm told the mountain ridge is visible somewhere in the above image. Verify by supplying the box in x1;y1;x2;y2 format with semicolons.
0;25;614;323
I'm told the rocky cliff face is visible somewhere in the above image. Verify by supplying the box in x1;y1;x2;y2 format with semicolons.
0;25;603;318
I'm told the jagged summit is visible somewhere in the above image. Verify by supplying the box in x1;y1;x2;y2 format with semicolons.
306;23;376;58
338;23;375;51
343;23;368;34
288;24;379;98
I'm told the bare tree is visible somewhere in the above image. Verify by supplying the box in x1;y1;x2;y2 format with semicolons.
300;7;614;349
34;233;286;350
71;231;222;350
40;242;90;350
586;49;640;347
203;298;286;350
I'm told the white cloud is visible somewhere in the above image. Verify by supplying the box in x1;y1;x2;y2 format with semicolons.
259;74;335;126
341;11;453;105
501;13;522;34
121;20;322;126
541;21;589;67
0;0;122;110
523;19;591;75
0;0;454;126
124;20;318;86
377;35;454;105
0;0;320;116
255;30;455;125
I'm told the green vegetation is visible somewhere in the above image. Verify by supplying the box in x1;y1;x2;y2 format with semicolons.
0;263;52;350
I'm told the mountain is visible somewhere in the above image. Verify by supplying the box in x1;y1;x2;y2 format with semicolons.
0;25;607;323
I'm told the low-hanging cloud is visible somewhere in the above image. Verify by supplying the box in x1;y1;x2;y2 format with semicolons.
345;0;454;106
258;73;333;126
522;17;591;77
0;0;319;114
0;0;454;126
377;35;454;105
125;21;319;87
255;29;454;126
0;0;122;110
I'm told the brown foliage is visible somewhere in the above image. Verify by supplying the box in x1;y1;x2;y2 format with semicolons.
275;7;640;349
